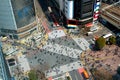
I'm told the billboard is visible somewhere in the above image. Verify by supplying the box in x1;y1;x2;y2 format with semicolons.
93;0;101;22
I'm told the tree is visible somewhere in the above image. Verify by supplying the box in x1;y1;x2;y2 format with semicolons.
66;76;71;80
36;70;47;80
116;37;120;47
117;67;120;75
109;36;116;45
95;37;106;50
28;70;37;80
93;68;113;80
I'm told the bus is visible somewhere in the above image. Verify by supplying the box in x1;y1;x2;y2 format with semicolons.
83;69;89;79
78;68;89;79
103;33;112;39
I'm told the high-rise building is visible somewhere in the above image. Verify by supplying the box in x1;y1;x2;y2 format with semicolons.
0;0;37;39
0;42;11;80
49;0;101;28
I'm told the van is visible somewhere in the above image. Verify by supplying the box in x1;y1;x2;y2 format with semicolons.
87;32;93;36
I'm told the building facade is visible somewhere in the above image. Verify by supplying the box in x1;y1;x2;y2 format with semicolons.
0;42;11;80
0;0;37;39
51;0;101;28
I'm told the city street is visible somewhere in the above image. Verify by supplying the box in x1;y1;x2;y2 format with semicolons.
26;35;90;78
1;2;113;80
37;0;64;32
1;0;120;80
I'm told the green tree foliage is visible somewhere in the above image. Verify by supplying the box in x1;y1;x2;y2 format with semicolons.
109;36;116;45
95;37;106;50
28;70;37;80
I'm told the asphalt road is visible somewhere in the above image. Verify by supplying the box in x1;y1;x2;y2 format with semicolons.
37;0;63;31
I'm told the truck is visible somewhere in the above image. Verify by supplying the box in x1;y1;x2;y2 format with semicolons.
102;33;112;38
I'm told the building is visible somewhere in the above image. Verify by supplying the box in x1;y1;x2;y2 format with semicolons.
49;0;101;28
0;42;11;80
102;0;119;4
0;0;37;39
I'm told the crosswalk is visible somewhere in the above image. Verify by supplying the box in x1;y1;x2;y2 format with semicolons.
73;38;90;51
48;30;66;39
42;43;82;58
41;40;85;77
45;61;82;77
41;19;51;33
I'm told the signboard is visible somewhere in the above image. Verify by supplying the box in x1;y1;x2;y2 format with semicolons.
93;0;101;23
